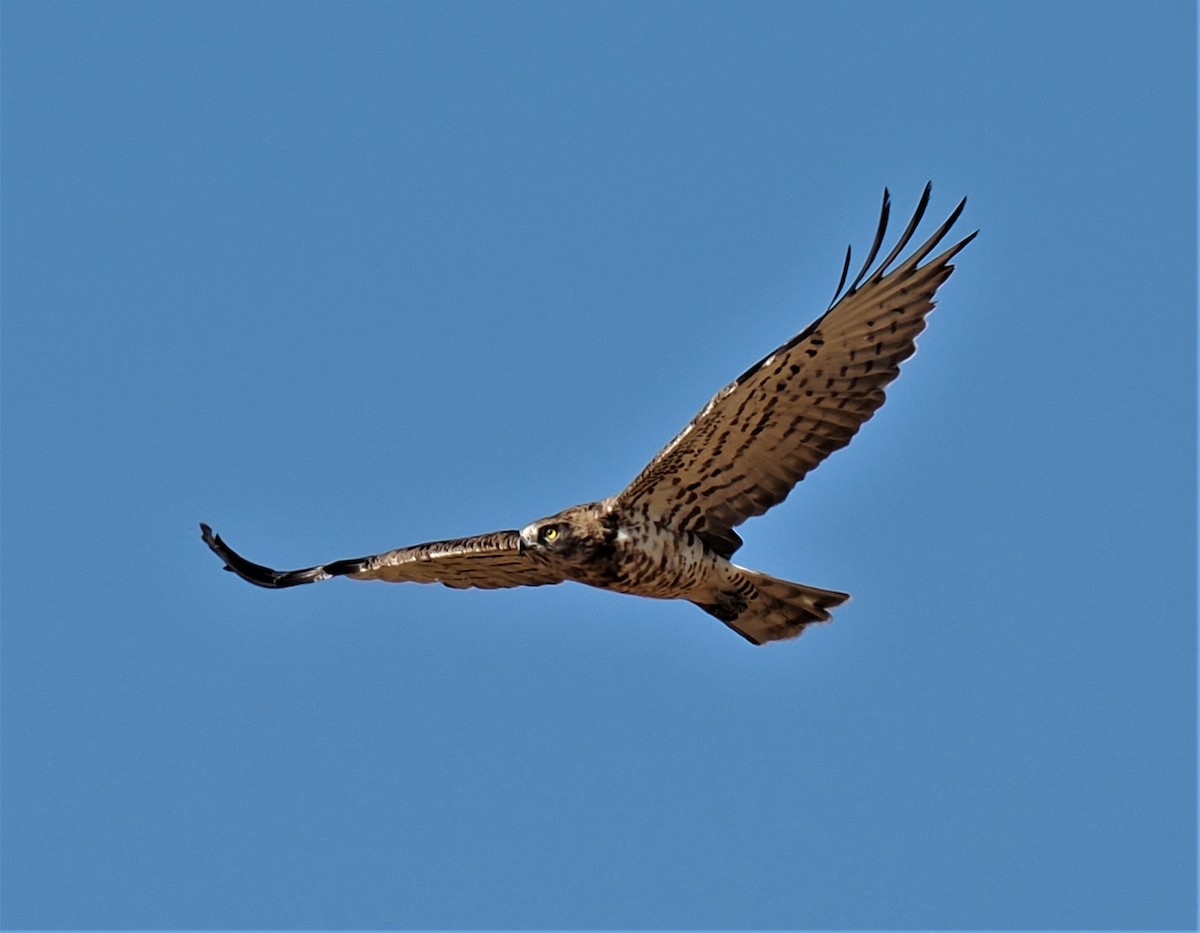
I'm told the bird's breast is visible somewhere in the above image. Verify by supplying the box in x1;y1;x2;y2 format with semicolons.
589;520;720;598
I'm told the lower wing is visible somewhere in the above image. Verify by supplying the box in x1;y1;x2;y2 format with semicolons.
200;523;569;590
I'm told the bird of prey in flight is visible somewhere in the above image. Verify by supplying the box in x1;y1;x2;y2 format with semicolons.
202;184;974;645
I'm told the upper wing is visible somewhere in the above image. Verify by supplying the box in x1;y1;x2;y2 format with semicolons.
200;523;569;590
614;185;976;558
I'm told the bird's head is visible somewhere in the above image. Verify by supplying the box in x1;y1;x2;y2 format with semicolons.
519;516;579;558
518;503;609;561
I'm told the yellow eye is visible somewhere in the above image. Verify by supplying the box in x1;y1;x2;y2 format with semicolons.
543;526;559;541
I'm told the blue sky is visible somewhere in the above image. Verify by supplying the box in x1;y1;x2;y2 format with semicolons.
2;1;1194;929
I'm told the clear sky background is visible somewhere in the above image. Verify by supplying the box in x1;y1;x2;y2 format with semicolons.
2;2;1195;930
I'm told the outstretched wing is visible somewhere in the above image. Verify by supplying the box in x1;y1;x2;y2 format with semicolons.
614;184;976;558
200;523;569;590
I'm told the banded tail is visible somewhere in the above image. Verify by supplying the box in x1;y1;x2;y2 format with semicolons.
693;570;850;645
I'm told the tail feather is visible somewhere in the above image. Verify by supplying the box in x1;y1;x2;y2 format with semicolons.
692;570;850;645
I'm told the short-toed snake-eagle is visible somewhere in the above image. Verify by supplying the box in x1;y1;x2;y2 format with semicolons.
202;185;974;644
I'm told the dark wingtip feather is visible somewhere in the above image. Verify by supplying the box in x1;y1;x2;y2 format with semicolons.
955;227;980;252
911;195;968;265
869;182;933;283
829;243;853;310
845;187;891;296
199;522;334;589
828;183;962;309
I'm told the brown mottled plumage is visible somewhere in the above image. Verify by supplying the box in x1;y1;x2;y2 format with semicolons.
201;185;975;645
